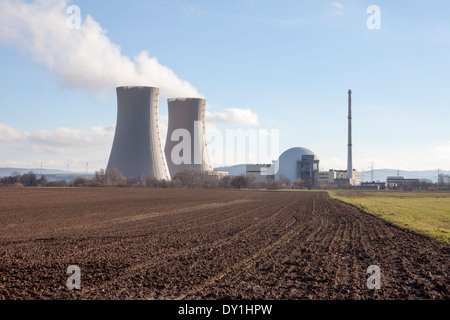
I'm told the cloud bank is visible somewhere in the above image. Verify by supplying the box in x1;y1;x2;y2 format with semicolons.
0;123;115;155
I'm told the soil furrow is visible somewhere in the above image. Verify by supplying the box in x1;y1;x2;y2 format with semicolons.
0;189;448;300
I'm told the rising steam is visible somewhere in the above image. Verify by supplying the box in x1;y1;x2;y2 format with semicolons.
0;0;203;98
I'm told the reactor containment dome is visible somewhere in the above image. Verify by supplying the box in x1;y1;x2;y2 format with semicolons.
107;86;170;180
275;147;320;183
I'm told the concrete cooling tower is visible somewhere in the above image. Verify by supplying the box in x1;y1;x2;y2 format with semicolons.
107;86;170;180
164;98;212;178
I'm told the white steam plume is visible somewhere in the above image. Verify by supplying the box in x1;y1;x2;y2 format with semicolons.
0;0;202;98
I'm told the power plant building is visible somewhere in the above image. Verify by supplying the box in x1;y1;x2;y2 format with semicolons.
318;169;362;186
386;176;420;190
107;87;358;187
274;147;320;183
164;98;212;178
246;164;274;182
107;86;170;180
243;148;320;184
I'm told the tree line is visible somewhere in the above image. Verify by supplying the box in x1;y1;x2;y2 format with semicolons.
70;168;326;190
1;169;449;190
438;173;450;190
0;169;327;190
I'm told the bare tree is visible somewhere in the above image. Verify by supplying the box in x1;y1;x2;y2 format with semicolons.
218;175;232;189
46;180;67;187
230;174;254;190
94;169;106;185
72;177;89;187
138;174;147;187
105;168;125;186
266;179;283;190
292;179;303;189
173;170;208;188
126;177;137;187
146;174;159;188
438;174;450;190
20;172;37;187
37;175;48;187
159;179;169;188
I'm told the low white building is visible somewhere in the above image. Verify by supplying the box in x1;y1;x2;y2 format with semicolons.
245;164;274;183
318;169;361;186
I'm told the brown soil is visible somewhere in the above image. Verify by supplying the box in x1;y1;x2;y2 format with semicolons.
0;188;448;300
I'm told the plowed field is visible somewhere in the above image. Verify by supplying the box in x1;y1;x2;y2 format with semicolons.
0;188;448;299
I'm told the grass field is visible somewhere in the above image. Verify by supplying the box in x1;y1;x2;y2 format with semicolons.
329;190;450;243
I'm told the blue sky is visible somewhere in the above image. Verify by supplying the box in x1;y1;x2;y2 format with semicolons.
0;0;449;173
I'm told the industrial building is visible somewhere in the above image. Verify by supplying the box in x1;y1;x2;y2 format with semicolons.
164;98;212;178
246;164;274;182
386;176;420;190
107;86;170;180
318;169;362;186
274;147;320;183
243;148;320;184
359;182;386;190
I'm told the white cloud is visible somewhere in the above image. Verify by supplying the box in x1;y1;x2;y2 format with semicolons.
353;141;450;171
0;123;30;142
434;141;450;163
0;0;202;98
0;122;116;171
206;108;258;126
330;2;344;17
0;123;114;155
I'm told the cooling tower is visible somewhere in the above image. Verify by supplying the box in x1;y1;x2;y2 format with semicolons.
107;86;170;180
164;98;211;178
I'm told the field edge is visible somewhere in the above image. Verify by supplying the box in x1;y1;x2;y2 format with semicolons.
327;190;450;244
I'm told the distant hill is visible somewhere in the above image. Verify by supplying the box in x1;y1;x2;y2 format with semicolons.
361;169;449;183
0;167;70;177
0;168;94;182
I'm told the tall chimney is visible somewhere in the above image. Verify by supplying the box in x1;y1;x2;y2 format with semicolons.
347;89;353;179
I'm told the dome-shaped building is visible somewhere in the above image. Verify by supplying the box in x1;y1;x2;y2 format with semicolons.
275;147;320;183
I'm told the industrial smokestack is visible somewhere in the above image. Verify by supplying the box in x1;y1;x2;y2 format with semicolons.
347;89;353;180
164;98;211;178
107;86;170;180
